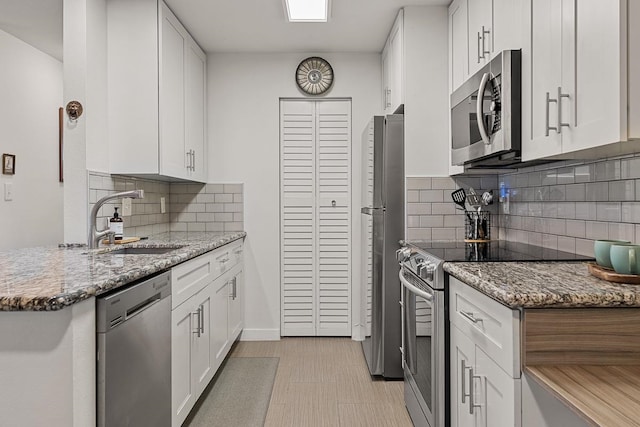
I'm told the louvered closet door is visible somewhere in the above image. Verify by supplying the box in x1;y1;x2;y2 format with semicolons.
280;100;352;337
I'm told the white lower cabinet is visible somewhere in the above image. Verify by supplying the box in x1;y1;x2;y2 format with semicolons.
211;262;245;373
449;277;521;427
171;285;213;427
171;240;244;427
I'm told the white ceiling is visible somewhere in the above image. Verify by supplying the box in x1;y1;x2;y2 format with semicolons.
165;0;450;53
0;0;63;60
0;0;450;61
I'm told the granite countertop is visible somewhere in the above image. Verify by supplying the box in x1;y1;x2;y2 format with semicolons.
0;231;246;312
444;261;640;308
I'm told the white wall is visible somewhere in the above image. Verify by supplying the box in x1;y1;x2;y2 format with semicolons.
208;52;382;339
0;29;63;249
63;0;109;244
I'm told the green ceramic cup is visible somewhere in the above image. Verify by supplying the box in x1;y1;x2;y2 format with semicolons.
594;239;631;269
610;244;640;275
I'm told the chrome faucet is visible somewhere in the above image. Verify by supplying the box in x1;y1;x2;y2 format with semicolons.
88;189;144;248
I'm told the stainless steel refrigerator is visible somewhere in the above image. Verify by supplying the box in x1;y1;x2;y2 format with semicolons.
360;114;404;378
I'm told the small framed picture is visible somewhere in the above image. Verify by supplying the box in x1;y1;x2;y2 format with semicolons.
3;154;15;175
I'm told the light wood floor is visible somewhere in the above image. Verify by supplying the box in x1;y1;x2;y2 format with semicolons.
229;337;413;427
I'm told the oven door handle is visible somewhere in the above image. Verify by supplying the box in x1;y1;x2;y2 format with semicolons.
476;72;492;145
399;270;433;302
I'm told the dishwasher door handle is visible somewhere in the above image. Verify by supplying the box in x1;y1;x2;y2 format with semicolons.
126;293;161;320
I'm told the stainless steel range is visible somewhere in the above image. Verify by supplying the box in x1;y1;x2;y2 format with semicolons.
397;240;593;427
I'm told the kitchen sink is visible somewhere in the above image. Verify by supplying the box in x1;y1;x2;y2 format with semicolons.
108;246;184;255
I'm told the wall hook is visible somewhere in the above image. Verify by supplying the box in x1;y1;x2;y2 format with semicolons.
66;100;83;121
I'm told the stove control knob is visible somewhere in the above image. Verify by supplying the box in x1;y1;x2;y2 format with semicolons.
424;263;436;281
416;261;430;279
396;247;412;263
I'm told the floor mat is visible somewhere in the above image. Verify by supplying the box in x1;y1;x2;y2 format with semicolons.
184;357;279;427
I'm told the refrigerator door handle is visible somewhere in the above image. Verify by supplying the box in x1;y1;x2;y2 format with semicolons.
361;207;384;215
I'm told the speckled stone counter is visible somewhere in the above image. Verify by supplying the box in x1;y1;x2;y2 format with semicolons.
444;261;640;308
0;231;246;311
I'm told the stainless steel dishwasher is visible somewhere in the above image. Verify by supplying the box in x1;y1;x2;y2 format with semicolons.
97;270;172;427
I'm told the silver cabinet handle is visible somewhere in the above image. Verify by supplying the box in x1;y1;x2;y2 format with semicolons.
386;88;392;108
199;304;205;335
192;150;196;172
477;26;491;62
462;360;470;404
192;308;201;337
481;26;490;58
460;310;481;323
545;91;558;136
468;367;482;414
557;87;570;133
476;72;492;145
233;277;237;299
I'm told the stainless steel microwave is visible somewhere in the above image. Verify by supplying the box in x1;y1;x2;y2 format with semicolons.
451;50;521;167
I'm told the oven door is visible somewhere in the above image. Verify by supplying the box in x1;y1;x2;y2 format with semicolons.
400;268;446;427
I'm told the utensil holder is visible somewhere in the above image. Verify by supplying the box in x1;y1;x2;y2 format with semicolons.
464;211;491;242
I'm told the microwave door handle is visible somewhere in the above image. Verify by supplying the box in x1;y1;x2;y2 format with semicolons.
476;72;492;145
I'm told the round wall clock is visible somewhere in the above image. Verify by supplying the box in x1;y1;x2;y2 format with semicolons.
295;57;334;95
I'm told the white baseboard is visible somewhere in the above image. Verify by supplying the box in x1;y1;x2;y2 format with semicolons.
239;328;281;341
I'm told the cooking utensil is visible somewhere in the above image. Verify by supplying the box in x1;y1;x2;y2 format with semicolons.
451;188;467;211
466;188;481;210
481;190;494;205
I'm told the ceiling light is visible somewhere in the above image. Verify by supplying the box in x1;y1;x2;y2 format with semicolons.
284;0;330;22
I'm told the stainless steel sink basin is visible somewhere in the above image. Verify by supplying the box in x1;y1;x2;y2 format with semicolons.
109;246;184;255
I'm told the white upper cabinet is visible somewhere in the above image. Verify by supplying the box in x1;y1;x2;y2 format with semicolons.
523;0;640;161
382;10;404;114
450;0;525;92
449;0;469;93
467;0;493;76
108;0;207;183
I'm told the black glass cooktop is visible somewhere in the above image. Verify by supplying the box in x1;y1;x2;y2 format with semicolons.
407;240;594;263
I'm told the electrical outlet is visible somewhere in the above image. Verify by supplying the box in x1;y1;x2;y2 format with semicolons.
4;183;12;201
122;197;132;216
160;197;166;214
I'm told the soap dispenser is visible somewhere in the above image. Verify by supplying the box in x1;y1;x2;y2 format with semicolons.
109;207;123;241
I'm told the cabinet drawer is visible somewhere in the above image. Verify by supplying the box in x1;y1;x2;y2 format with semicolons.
172;252;214;309
227;240;244;267
450;276;520;377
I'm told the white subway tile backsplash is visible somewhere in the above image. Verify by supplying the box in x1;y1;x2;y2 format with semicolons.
595;159;621;181
585;221;609;240
419;190;444;203
608;222;636;241
622;203;640;223
596;202;622;222
566;220;586;238
609;180;635;201
407;190;420;203
407;178;431;190
586;182;609;201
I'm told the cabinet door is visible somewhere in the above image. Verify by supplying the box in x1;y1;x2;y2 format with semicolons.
523;0;563;161
211;276;230;371
228;267;244;342
475;347;521;427
467;0;492;76
562;0;625;153
492;0;524;54
185;39;207;182
171;298;196;427
382;42;391;113
450;325;476;427
449;0;469;93
192;289;213;396
160;2;187;179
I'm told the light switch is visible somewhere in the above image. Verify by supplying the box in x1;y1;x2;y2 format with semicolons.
4;183;12;201
122;197;132;216
160;197;166;213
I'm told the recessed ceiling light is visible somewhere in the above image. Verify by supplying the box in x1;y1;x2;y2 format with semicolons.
284;0;330;22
